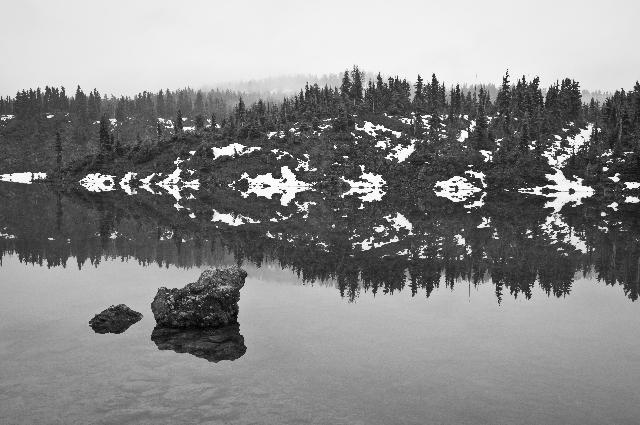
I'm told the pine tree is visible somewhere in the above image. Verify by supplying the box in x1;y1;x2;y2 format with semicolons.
174;109;183;134
194;90;205;116
195;114;205;131
413;74;425;113
350;66;363;105
156;89;166;117
340;70;351;100
496;70;511;134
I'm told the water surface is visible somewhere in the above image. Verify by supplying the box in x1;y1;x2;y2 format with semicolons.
0;183;639;425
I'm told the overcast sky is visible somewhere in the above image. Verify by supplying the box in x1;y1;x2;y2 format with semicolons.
1;0;638;96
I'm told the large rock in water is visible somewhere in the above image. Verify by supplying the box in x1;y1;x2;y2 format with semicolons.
151;266;247;328
89;304;143;334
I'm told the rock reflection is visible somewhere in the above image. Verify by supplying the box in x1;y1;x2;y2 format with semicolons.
151;324;246;362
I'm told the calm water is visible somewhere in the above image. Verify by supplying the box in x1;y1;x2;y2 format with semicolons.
1;183;639;424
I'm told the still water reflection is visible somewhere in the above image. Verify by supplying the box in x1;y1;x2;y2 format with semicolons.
0;183;639;424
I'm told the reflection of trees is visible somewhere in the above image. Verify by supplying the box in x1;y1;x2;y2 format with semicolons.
1;183;639;304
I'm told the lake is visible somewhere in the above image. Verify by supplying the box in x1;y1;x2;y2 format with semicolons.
0;182;639;425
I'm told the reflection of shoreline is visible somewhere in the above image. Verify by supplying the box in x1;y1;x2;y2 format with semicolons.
1;183;640;303
151;324;246;363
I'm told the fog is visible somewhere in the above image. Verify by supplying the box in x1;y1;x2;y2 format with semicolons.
1;0;638;95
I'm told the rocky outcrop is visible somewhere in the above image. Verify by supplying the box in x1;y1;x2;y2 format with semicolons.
151;324;246;362
151;266;247;328
89;304;143;334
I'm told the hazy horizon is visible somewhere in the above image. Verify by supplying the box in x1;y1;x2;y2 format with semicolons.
1;0;638;97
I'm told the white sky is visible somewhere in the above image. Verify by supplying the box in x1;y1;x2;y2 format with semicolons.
1;0;638;96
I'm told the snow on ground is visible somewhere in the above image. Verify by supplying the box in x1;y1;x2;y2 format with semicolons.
624;182;640;190
239;166;311;206
464;169;486;188
477;217;490;228
522;125;595;211
541;213;587;253
79;173;116;192
267;131;286;139
271;149;293;160
294;201;317;218
385;213;413;234
609;173;620;183
0;115;15;121
212;143;261;160
139;173;158;194
296;154;317;172
355;121;402;138
434;175;483;203
0;172;47;184
519;169;594;212
342;165;386;203
119;172;137;195
385;139;416;163
212;209;260;226
464;192;486;209
458;130;469;143
479;150;493;162
352;213;411;251
625;196;640;204
543;124;592;168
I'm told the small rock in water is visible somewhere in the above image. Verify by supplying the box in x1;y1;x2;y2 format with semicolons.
89;304;143;334
151;324;246;362
151;266;247;328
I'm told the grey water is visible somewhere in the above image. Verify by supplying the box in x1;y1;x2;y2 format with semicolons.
1;183;639;425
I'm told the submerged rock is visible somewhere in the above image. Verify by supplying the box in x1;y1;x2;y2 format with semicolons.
151;266;247;328
89;304;143;334
151;324;246;362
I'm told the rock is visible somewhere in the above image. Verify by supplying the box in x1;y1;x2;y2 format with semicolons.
89;304;143;334
151;324;246;362
151;266;247;328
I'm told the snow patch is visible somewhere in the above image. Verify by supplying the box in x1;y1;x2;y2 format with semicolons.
79;173;116;192
212;143;261;159
0;172;47;184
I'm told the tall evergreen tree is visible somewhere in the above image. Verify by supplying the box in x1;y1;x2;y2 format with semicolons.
350;66;363;105
174;109;183;134
340;70;351;100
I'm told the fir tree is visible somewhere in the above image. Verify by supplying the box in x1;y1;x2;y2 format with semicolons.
174;109;183;134
350;66;363;105
413;74;425;113
340;70;351;100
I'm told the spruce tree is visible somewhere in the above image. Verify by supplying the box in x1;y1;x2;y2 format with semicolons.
340;70;351;100
174;109;183;134
350;66;363;105
496;70;512;134
413;75;425;113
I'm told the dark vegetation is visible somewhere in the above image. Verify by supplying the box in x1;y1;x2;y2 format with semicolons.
1;182;639;304
1;66;639;191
